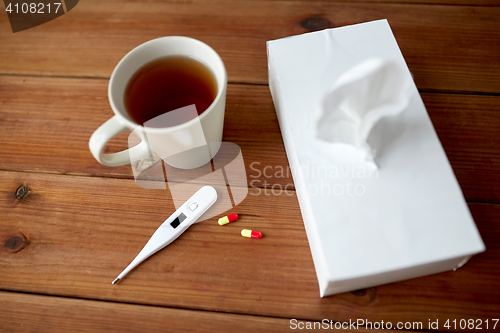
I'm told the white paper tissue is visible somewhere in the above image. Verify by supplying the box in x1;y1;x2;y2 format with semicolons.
316;58;412;165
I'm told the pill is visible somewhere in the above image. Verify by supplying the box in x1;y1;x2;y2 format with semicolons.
241;229;262;239
218;213;239;226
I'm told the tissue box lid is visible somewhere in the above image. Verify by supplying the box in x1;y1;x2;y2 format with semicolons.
267;20;485;296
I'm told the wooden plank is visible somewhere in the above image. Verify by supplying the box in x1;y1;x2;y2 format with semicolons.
0;76;499;203
0;1;499;93
95;0;500;6
0;292;291;333
0;292;288;333
0;292;401;333
423;93;500;203
0;171;498;332
266;0;499;5
0;292;290;332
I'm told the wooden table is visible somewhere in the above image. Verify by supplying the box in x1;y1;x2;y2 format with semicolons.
1;1;499;332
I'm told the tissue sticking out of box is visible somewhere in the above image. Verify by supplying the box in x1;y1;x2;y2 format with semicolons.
316;58;412;167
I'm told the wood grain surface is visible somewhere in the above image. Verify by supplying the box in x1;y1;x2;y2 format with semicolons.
0;292;300;333
0;76;499;202
0;171;499;332
0;1;499;93
0;291;408;333
0;0;499;332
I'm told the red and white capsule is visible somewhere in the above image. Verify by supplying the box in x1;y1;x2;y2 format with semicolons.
241;229;262;239
218;213;239;226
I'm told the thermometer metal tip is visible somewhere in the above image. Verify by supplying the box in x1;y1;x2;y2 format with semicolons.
111;186;217;285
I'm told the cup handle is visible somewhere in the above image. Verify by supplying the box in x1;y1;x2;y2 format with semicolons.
89;116;149;167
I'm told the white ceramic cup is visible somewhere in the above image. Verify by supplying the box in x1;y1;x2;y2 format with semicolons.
89;37;227;169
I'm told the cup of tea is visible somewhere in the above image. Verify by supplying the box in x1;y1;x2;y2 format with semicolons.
89;36;227;169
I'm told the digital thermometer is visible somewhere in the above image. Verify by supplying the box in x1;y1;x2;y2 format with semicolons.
112;186;218;284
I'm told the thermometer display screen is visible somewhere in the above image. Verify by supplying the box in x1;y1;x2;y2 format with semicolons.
170;213;187;229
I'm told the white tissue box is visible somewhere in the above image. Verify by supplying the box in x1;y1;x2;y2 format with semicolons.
267;19;485;297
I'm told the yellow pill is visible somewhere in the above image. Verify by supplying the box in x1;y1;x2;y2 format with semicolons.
218;213;238;226
241;229;262;239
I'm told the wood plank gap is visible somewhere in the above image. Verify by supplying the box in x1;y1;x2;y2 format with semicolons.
0;167;135;180
0;289;330;327
2;74;499;97
0;73;269;87
0;290;300;330
0;72;109;81
3;167;500;206
226;81;268;87
0;167;285;194
464;199;500;206
0;288;284;320
419;89;500;97
268;0;499;7
0;289;421;332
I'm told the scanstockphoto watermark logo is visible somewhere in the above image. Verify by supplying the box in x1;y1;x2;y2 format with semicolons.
3;0;79;33
248;161;378;197
128;105;248;222
290;318;500;330
126;105;375;217
290;318;425;330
